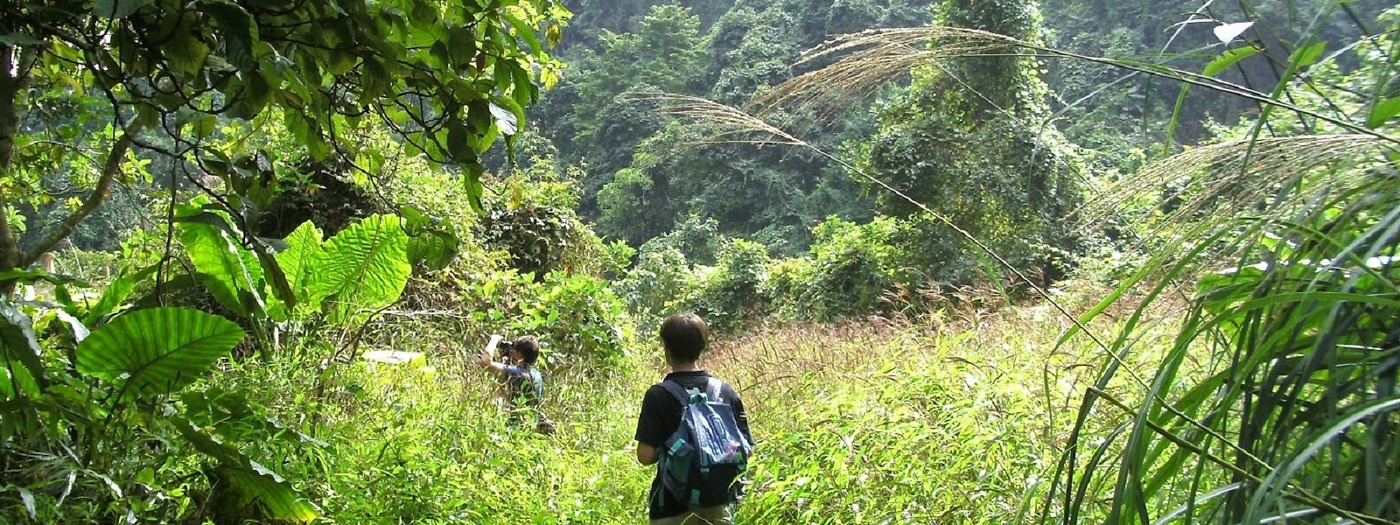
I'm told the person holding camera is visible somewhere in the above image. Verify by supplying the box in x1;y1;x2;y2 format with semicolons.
477;334;554;433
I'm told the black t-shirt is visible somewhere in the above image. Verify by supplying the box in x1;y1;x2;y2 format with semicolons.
634;370;752;519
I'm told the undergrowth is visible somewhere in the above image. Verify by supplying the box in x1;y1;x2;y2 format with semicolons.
202;281;1175;524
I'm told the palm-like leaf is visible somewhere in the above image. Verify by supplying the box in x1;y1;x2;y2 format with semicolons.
76;307;244;400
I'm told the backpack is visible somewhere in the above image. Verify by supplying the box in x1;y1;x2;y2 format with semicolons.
655;378;753;509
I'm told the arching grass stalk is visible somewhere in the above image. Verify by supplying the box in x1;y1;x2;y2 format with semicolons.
634;90;1307;438
628;95;1260;462
747;26;1398;147
1074;134;1394;229
647;83;1361;434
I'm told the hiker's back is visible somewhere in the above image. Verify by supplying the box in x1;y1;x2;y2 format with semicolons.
658;377;752;509
634;313;754;525
635;370;752;522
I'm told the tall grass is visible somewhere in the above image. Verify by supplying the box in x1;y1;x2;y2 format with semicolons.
1049;161;1400;524
202;282;1146;523
1040;7;1400;525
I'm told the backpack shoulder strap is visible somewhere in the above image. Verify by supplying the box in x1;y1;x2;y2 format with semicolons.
705;377;723;404
658;379;692;406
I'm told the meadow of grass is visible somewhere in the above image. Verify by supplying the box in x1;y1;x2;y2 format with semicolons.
206;281;1180;524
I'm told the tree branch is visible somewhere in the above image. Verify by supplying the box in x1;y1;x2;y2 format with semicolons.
19;133;133;266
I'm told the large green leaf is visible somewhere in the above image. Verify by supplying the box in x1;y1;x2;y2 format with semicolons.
176;211;265;318
309;215;410;325
253;236;297;312
268;222;325;320
75;308;244;399
92;0;154;18
1367;96;1400;129
198;2;257;71
1203;46;1259;77
0;304;46;399
406;229;459;271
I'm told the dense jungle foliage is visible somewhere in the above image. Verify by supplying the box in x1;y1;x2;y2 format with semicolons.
2;0;1397;523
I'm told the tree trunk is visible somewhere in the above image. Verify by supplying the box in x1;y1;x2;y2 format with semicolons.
0;45;25;279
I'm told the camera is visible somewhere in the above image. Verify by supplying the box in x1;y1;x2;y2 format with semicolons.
496;339;515;362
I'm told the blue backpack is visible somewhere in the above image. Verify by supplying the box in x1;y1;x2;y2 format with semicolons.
656;378;753;509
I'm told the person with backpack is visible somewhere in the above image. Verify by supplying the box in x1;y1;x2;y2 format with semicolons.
634;313;753;524
477;334;554;434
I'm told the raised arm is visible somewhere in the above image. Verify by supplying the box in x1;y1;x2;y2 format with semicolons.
477;334;506;373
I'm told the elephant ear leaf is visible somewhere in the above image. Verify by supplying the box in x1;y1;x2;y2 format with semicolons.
175;211;265;318
76;308;244;400
309;214;410;325
267;221;325;320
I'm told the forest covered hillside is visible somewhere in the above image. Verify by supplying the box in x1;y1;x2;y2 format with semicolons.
2;0;1397;523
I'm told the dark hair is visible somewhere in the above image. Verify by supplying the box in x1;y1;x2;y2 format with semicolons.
512;336;540;366
659;313;709;364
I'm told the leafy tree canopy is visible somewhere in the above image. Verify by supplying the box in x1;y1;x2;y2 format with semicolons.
0;0;569;274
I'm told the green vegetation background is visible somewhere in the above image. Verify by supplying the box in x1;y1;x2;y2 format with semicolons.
2;0;1397;523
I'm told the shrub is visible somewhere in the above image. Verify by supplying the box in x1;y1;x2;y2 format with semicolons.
615;244;694;330
477;170;618;281
517;271;632;365
775;216;913;320
464;269;633;366
764;256;818;320
687;238;771;333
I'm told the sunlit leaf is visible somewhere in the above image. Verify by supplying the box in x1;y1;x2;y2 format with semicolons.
75;307;244;399
0;304;46;398
505;14;542;54
1366;96;1400;129
490;100;519;136
309;215;410;325
402;206;459;271
1203;47;1259;77
83;264;156;325
270;221;325;320
175;210;265;318
1288;41;1326;69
